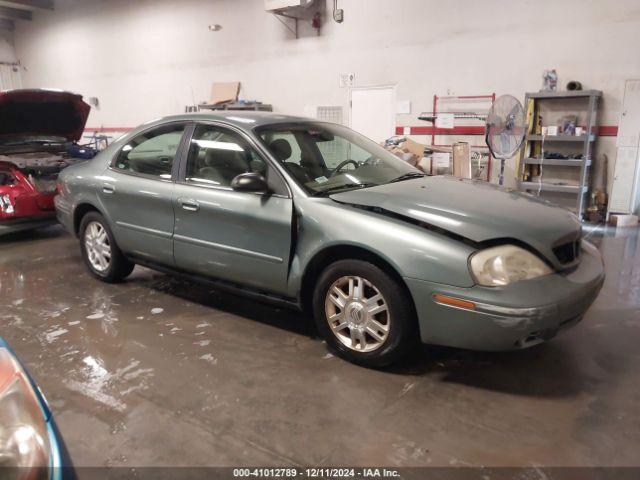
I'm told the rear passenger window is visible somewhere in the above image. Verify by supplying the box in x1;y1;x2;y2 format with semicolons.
114;124;186;178
185;125;267;187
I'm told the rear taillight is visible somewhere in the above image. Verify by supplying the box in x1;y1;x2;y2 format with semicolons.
0;194;14;214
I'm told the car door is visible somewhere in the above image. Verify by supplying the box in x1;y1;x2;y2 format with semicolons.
172;122;293;294
99;122;189;265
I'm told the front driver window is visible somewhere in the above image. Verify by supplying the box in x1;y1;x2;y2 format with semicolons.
114;124;186;179
185;124;267;187
258;123;418;195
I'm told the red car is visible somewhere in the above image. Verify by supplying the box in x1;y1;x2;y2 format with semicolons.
0;89;90;236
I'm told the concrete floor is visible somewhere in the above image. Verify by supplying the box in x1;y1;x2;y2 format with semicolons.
0;225;639;468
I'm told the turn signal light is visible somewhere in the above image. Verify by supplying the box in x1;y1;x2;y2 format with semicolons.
433;294;476;311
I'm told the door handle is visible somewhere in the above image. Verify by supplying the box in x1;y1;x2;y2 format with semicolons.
102;184;115;194
180;199;200;212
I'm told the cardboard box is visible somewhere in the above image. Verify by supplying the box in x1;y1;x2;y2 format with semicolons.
401;138;426;158
211;82;241;104
389;147;420;168
609;214;639;228
452;142;471;179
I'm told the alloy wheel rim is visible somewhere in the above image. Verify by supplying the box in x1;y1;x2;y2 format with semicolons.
324;275;390;353
84;221;111;272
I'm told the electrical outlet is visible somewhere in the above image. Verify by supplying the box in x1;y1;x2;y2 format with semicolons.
339;73;355;88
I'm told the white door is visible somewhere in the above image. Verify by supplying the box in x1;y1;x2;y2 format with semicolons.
617;80;640;148
350;86;396;143
610;79;640;214
0;65;22;90
609;147;639;214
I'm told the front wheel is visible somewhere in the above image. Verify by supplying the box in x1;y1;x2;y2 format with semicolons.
312;260;418;367
79;212;134;283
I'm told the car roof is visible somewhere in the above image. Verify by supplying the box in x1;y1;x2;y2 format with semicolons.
155;111;319;129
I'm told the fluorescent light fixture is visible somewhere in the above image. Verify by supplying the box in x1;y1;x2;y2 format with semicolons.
407;209;462;227
344;174;360;184
189;178;221;185
194;140;244;152
225;116;256;124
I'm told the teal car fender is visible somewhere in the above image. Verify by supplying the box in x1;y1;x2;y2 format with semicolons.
286;195;603;351
288;196;477;301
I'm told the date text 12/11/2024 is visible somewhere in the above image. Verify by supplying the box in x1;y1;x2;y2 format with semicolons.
232;468;401;479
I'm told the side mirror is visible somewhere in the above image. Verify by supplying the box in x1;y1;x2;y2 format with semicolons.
230;172;269;193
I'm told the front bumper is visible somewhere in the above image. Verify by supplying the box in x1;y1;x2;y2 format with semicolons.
405;243;605;351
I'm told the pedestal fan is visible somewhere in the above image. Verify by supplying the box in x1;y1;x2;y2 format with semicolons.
485;95;526;186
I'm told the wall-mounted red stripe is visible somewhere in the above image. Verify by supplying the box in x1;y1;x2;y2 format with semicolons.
597;126;619;136
395;126;487;136
85;124;619;137
85;127;134;132
396;125;619;136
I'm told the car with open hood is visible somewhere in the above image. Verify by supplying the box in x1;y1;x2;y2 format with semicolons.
54;112;605;367
0;89;91;236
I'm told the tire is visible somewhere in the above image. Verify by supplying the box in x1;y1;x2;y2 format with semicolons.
79;211;134;283
312;259;418;367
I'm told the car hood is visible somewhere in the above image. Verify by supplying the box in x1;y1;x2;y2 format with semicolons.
0;89;90;142
330;176;581;267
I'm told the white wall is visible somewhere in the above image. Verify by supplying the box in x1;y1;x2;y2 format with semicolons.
12;0;640;189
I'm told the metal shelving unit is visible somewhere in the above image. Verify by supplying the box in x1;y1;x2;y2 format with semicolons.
517;90;602;218
523;158;591;167
419;93;496;180
526;134;596;142
519;182;589;194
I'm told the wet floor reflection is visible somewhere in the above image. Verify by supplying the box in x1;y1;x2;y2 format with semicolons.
0;225;639;467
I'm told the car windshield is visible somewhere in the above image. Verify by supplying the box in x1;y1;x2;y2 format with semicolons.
256;122;422;195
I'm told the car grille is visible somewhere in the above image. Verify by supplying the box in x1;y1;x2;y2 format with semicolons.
553;240;581;265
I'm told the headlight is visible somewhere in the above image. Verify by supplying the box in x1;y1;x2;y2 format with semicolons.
469;245;553;286
0;348;51;478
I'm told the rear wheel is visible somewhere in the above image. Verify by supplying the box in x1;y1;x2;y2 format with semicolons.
79;212;134;283
312;259;417;367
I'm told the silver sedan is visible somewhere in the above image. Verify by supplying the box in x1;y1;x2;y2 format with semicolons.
55;112;605;367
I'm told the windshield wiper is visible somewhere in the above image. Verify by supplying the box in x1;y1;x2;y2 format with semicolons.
388;172;427;183
312;182;377;196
